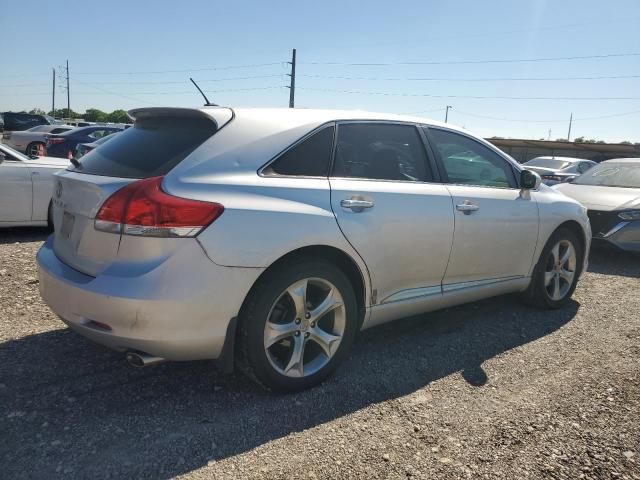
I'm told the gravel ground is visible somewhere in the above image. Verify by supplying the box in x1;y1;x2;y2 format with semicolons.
0;228;638;480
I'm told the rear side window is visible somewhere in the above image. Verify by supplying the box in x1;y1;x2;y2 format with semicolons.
332;123;431;182
264;125;334;177
76;117;216;178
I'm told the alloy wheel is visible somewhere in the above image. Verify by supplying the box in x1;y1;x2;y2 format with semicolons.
263;277;346;378
544;239;577;301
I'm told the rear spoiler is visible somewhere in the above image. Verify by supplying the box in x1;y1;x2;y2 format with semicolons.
127;107;234;130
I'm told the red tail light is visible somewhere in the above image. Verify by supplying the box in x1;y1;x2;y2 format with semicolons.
48;137;65;145
94;176;224;237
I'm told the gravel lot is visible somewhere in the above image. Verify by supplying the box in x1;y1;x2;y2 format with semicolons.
1;228;638;480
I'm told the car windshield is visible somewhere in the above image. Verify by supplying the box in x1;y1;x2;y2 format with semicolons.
572;162;640;188
525;158;572;169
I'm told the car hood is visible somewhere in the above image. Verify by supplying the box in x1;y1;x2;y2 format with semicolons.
28;156;72;168
553;183;640;211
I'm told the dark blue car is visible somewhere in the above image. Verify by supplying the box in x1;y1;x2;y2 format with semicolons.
46;126;123;158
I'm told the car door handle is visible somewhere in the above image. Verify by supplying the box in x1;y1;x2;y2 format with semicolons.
31;171;39;175
456;202;479;214
340;198;374;211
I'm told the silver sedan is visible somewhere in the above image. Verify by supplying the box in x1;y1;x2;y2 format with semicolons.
37;107;591;392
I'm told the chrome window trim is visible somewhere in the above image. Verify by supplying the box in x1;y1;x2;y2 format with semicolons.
257;121;336;179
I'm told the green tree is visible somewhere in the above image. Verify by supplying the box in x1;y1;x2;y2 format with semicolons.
107;109;130;123
28;108;46;115
574;136;585;143
84;108;108;122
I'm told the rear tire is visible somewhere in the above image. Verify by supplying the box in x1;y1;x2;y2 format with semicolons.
522;227;583;309
26;142;44;157
238;257;358;392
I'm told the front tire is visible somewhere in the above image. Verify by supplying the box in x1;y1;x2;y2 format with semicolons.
238;258;358;392
523;227;583;309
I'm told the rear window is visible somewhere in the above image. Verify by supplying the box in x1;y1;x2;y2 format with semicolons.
75;117;216;178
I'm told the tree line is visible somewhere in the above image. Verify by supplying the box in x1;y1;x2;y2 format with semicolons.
27;108;130;124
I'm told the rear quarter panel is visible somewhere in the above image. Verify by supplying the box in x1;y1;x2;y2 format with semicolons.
164;173;373;305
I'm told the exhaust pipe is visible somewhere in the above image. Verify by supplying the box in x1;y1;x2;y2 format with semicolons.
126;351;165;368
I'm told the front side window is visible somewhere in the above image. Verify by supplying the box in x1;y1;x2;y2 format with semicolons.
331;123;431;181
427;128;515;188
264;125;335;177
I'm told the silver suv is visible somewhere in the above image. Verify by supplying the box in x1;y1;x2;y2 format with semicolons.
37;107;590;392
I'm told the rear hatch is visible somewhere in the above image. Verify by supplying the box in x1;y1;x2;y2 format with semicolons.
51;107;232;276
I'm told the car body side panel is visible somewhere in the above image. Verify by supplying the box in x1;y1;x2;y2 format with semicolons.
531;185;591;274
0;160;32;222
170;175;373;307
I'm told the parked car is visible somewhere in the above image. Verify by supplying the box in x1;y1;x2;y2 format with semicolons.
554;158;640;252
73;131;119;160
45;125;123;158
522;156;596;185
0;112;62;132
37;107;590;392
3;124;75;156
0;143;70;227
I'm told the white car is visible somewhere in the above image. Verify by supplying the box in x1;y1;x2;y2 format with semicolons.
3;124;75;156
0;143;70;227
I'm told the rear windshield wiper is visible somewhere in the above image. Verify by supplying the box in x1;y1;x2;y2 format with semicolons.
70;157;82;169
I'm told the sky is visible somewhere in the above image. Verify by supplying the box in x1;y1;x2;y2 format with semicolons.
1;0;639;142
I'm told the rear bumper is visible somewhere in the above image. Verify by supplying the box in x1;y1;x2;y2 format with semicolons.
37;235;264;360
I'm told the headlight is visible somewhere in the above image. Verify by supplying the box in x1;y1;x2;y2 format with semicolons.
618;210;640;220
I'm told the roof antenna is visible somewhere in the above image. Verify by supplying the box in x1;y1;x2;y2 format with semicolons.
190;77;217;106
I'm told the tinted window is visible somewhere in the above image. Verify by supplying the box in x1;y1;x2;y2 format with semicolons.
428;128;515;188
75;118;216;178
578;162;592;173
264;125;334;177
524;158;572;169
332;123;430;181
51;127;72;134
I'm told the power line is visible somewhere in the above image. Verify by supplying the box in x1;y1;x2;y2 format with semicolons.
300;52;640;66
297;87;640;101
74;62;285;75
410;108;640;123
298;73;640;82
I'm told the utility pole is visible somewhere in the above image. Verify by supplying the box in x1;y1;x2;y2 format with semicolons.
51;68;56;116
445;105;452;123
567;112;573;141
548;129;552;140
66;60;70;119
287;48;296;108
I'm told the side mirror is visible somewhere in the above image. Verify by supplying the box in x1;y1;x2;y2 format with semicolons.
0;153;6;163
520;169;541;190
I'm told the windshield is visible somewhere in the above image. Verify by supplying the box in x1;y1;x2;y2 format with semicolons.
573;162;640;188
525;158;572;169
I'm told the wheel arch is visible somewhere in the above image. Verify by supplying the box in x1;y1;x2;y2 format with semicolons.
556;220;588;258
239;244;369;329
